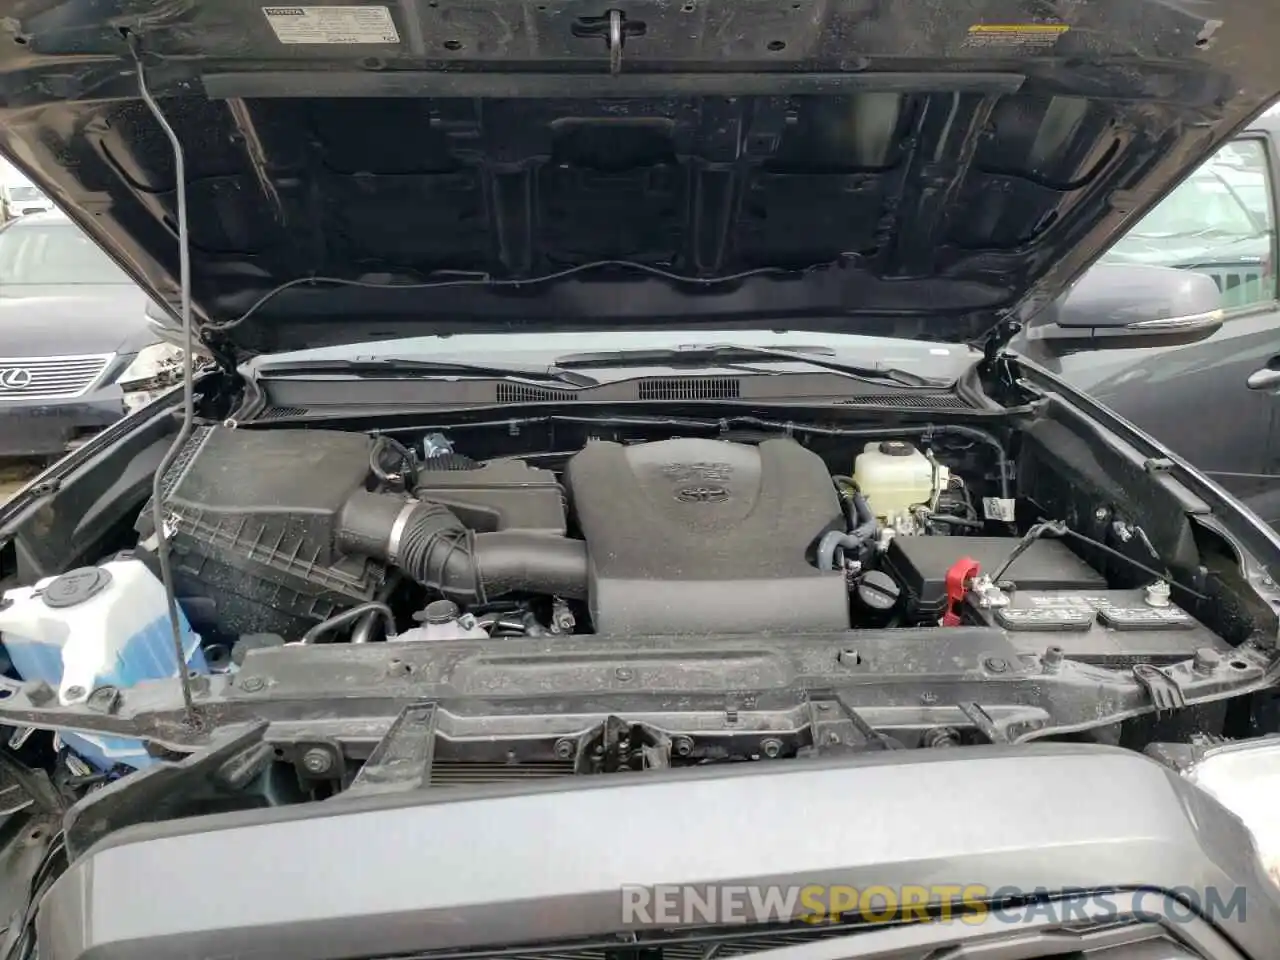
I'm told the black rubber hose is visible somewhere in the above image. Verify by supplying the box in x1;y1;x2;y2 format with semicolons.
831;476;877;543
301;602;397;644
338;490;407;559
473;531;589;600
928;514;984;530
395;500;483;600
338;490;589;602
849;490;877;540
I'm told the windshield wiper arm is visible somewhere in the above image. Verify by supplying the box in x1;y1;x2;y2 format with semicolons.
556;343;950;388
253;357;598;388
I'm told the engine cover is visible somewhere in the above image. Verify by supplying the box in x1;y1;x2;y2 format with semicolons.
566;437;849;634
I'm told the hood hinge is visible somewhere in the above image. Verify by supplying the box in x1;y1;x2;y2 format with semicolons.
978;317;1021;381
202;330;241;375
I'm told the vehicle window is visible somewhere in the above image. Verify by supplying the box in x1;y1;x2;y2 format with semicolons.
0;222;130;284
7;185;42;203
1100;138;1276;309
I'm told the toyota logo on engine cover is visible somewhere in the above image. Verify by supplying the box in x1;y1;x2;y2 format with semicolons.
676;484;729;503
0;367;32;390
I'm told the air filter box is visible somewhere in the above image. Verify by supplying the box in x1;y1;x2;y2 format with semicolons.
135;425;388;638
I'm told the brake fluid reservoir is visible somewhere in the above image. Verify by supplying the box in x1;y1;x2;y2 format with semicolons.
0;559;205;770
853;441;947;523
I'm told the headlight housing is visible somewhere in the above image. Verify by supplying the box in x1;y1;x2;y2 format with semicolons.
1185;737;1280;885
116;342;185;412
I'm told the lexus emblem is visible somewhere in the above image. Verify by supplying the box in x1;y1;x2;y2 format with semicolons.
676;484;729;503
0;367;32;390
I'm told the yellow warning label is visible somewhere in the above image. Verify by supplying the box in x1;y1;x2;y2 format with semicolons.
964;22;1069;52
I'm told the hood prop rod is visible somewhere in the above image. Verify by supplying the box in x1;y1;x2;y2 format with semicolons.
129;32;199;729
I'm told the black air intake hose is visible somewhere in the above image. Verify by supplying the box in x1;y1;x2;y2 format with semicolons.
338;490;588;602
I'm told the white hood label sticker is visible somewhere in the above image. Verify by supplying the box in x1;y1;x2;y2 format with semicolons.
263;6;400;44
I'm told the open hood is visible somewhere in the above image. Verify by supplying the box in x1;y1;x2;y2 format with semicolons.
0;0;1277;358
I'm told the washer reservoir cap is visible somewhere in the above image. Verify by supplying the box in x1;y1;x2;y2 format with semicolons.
42;567;112;609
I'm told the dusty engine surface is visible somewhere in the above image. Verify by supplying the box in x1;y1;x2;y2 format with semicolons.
128;422;1220;671
567;438;848;634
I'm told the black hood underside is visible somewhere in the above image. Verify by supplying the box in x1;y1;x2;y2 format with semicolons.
0;0;1278;356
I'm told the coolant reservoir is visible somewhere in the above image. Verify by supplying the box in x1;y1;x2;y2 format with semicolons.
852;441;947;523
0;559;205;770
395;599;489;642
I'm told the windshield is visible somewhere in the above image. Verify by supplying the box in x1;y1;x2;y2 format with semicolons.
1122;171;1260;240
248;329;976;371
0;221;130;284
8;184;42;203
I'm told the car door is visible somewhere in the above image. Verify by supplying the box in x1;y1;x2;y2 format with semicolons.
1029;127;1280;526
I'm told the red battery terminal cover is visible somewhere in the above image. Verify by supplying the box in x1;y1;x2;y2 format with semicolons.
942;556;980;626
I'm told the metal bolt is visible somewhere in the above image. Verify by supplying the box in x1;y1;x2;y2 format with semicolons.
1042;645;1065;674
672;736;693;757
1262;576;1276;588
923;726;960;748
838;648;861;666
815;702;831;712
301;748;333;775
614;667;633;682
761;738;782;758
24;680;54;706
240;676;265;692
1093;506;1110;522
551;603;576;633
7;727;33;750
1192;647;1222;675
554;738;576;760
63;685;85;701
984;657;1008;674
86;686;122;714
920;691;938;705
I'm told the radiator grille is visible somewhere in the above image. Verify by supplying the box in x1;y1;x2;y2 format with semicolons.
0;353;113;400
636;377;741;400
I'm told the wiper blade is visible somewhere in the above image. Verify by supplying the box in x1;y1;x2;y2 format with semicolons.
556;343;950;388
254;357;597;388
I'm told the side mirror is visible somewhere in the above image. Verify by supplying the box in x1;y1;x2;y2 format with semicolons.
1028;263;1224;352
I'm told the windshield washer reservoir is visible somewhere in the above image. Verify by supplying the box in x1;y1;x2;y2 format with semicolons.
0;559;206;770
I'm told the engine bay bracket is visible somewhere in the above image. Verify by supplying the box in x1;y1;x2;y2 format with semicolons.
344;702;439;797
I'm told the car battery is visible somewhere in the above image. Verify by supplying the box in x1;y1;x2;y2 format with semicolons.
882;535;1106;625
966;587;1226;663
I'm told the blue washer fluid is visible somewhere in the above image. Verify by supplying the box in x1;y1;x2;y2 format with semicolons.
0;560;205;770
